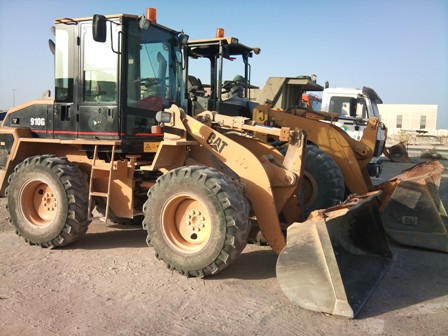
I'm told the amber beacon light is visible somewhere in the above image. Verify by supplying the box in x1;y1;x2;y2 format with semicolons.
216;28;224;38
146;8;157;23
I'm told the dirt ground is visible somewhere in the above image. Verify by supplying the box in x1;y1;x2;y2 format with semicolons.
1;159;447;336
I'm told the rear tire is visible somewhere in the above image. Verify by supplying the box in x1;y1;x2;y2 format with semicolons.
143;166;250;277
6;155;90;247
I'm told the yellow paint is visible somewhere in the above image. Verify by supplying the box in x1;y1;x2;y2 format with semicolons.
144;142;160;153
192;121;201;135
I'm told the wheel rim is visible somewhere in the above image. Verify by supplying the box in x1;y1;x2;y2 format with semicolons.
20;180;57;228
162;194;212;254
302;171;318;210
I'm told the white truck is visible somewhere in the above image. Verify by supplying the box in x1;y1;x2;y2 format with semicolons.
320;86;383;140
318;86;386;176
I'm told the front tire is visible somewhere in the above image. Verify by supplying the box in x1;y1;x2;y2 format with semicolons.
301;146;345;217
280;145;345;217
6;155;90;247
143;166;250;277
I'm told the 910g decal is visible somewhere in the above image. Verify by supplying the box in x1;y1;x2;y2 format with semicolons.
30;117;45;126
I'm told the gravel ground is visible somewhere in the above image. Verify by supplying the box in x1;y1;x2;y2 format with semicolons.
0;159;447;336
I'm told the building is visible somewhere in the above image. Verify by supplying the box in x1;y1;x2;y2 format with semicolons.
378;104;439;135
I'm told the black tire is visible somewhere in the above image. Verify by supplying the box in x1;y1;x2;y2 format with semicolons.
6;155;90;247
302;145;345;217
281;145;345;217
143;166;250;277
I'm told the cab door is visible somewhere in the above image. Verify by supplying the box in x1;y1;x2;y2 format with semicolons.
52;24;79;138
77;21;120;139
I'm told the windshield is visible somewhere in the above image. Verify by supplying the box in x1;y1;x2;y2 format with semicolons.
187;41;253;103
328;96;369;119
126;22;185;111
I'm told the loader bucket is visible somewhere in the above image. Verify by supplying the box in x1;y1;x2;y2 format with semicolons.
276;192;392;318
377;161;448;252
383;141;412;163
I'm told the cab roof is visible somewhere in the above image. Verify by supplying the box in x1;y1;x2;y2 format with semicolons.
188;37;260;58
53;13;179;35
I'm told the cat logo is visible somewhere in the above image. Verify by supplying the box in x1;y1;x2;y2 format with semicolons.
206;132;228;154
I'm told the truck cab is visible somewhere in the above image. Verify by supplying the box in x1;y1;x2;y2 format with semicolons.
320;87;382;140
320;86;386;176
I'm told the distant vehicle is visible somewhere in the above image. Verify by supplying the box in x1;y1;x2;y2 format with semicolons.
304;85;386;177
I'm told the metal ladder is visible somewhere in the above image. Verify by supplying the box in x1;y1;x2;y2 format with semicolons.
88;144;116;223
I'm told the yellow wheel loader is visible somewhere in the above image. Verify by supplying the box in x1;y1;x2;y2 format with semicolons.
0;9;393;318
187;33;448;253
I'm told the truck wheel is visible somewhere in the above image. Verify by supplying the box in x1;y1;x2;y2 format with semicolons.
301;146;345;217
143;166;250;277
6;155;90;247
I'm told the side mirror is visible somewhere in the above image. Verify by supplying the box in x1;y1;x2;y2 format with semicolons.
139;16;150;30
179;32;189;70
93;14;107;42
179;32;189;47
48;39;55;55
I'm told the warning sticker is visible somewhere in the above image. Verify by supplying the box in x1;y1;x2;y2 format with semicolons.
144;142;160;153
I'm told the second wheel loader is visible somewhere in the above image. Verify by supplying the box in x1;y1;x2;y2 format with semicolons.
186;32;448;253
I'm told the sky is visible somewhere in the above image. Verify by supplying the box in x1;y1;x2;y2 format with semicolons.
0;0;447;128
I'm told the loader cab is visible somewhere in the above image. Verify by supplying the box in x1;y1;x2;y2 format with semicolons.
4;12;186;154
69;13;186;150
187;34;260;118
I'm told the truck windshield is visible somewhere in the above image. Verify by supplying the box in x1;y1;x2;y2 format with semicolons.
126;23;184;111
